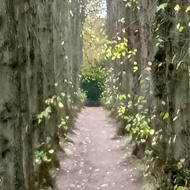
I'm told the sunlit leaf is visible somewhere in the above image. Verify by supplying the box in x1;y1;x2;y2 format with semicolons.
150;129;155;135
176;23;180;29
185;6;190;12
133;66;138;72
163;112;169;120
49;149;54;154
59;102;64;108
179;26;184;32
173;116;178;121
145;67;151;71
176;61;182;70
174;4;181;12
118;18;125;23
161;101;166;106
157;3;168;12
70;10;74;17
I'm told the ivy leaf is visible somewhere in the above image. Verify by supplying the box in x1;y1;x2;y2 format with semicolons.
177;186;189;190
133;66;138;72
157;3;168;12
174;4;181;12
161;101;166;106
185;6;190;12
163;112;169;120
173;116;178;121
70;10;74;17
176;23;180;30
179;26;184;32
145;150;153;155
118;18;125;23
49;149;54;154
145;67;151;71
173;135;177;143
176;61;182;70
58;102;64;108
138;96;145;102
149;129;155;135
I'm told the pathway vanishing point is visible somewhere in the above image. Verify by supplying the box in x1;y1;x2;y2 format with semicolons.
56;107;148;190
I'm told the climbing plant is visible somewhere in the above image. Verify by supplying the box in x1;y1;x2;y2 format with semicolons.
82;3;107;103
101;0;190;189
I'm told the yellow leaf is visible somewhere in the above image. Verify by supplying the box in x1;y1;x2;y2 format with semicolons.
128;54;132;59
38;118;42;124
176;61;182;70
70;10;74;17
145;67;151;71
35;158;41;163
185;6;190;12
141;139;146;143
59;102;64;108
173;135;177;143
176;23;180;29
149;129;155;135
61;41;65;46
173;116;179;121
49;149;54;154
117;36;121;41
133;66;138;72
179;26;184;32
174;4;181;12
135;29;139;33
158;62;163;67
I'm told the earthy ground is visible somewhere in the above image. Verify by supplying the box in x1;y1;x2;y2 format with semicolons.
56;107;151;190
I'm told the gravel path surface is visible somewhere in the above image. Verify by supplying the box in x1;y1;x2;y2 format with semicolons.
56;107;147;190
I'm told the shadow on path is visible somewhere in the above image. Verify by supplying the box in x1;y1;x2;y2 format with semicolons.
56;107;150;190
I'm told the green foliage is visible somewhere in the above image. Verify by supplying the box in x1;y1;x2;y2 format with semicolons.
82;63;105;87
123;0;140;10
35;137;53;164
92;1;190;189
157;3;168;12
37;93;65;124
83;10;106;64
82;8;107;102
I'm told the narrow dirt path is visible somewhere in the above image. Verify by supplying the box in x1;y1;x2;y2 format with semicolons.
56;107;147;190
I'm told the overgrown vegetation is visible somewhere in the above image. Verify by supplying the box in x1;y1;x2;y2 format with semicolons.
1;0;190;189
100;0;190;189
81;8;106;104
